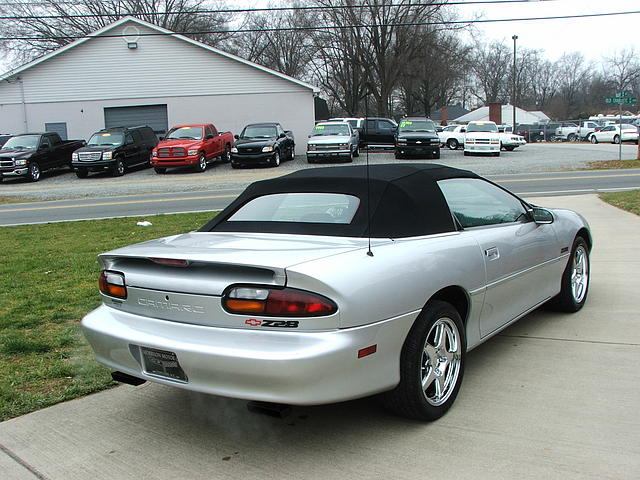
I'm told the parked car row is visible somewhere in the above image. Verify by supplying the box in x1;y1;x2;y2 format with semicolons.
438;121;526;156
0;120;298;182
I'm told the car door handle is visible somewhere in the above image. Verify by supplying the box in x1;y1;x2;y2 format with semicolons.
484;247;500;260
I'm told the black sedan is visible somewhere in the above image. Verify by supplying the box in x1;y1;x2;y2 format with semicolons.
231;123;295;168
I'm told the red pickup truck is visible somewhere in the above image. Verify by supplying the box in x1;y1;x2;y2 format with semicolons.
151;124;233;173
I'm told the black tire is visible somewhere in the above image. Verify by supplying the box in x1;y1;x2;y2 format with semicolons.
380;300;466;421
446;138;459;150
546;236;590;313
112;158;125;177
394;151;403;159
345;151;353;163
353;146;360;158
307;157;315;164
504;146;515;151
289;144;296;160
567;133;577;142
589;135;598;144
28;162;41;182
613;135;620;144
271;150;281;167
75;168;88;179
220;145;231;163
195;152;207;172
154;167;166;174
231;162;240;169
433;151;441;159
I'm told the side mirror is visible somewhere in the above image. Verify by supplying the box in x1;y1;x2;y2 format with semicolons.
158;136;164;141
278;133;286;139
206;134;214;140
530;207;554;224
234;134;239;140
39;144;50;150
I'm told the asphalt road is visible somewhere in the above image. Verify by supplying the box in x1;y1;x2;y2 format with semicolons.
0;169;639;226
1;194;638;479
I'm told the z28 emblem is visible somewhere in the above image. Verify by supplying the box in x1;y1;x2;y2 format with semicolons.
244;319;299;328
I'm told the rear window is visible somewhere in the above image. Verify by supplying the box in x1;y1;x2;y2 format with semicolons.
228;193;360;224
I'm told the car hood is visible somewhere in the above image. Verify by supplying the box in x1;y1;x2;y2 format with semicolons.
99;232;389;295
235;138;276;148
156;139;202;149
308;135;351;144
0;147;35;158
76;145;119;153
396;132;439;139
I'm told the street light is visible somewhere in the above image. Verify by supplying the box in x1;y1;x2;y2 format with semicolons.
512;35;518;131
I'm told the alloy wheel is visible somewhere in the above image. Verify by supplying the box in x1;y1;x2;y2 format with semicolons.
420;317;462;406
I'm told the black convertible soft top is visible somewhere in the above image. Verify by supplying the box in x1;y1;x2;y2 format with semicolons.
200;163;480;238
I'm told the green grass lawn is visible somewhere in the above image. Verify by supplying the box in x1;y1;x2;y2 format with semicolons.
600;190;640;216
0;211;215;421
587;159;640;169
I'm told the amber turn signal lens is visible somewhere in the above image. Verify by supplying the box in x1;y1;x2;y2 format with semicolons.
99;271;127;299
225;299;265;314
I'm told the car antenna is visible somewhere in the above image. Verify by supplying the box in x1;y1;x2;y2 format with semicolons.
365;89;373;257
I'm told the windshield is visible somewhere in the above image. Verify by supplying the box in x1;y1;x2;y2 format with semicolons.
228;193;360;224
1;135;40;150
88;132;123;146
466;122;498;133
165;126;203;140
398;119;436;133
311;124;351;136
241;126;278;139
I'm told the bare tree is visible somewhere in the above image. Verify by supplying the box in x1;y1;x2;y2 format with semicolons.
227;1;316;79
603;47;640;93
0;0;232;64
470;40;511;104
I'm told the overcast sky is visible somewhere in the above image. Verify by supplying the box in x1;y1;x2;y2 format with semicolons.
455;0;639;61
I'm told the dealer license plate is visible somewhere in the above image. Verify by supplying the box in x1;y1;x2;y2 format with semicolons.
140;346;188;382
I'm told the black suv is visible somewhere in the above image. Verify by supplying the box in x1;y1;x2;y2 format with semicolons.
394;117;440;159
71;125;158;178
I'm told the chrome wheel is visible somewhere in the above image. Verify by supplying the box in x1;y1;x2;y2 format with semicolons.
571;244;589;303
197;152;207;172
421;317;462;406
113;158;125;176
613;135;620;144
271;150;280;167
447;138;458;150
590;135;597;144
28;162;41;182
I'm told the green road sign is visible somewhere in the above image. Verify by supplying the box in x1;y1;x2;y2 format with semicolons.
605;97;637;104
615;91;630;98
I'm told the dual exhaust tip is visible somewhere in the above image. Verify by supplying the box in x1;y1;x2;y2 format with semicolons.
111;371;292;418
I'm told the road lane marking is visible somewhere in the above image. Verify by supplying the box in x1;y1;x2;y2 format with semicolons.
0;194;236;213
498;172;640;183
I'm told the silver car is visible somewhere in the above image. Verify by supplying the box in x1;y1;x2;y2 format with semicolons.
82;164;591;421
306;121;360;163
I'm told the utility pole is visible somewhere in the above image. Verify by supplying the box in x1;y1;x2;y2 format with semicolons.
512;35;518;129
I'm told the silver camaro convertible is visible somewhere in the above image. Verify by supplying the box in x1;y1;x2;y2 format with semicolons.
82;164;591;421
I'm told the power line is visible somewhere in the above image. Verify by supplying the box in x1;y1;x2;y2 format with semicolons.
0;9;638;41
0;0;561;18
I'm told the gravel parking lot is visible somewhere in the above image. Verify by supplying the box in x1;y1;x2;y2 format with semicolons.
1;142;638;201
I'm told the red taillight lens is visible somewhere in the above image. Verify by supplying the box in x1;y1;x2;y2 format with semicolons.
99;270;127;299
149;257;189;267
223;286;337;317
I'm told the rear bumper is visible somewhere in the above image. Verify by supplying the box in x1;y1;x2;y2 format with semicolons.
82;304;416;405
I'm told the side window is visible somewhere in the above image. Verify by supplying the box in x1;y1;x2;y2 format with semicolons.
379;120;394;130
131;130;143;143
125;134;134;145
40;136;52;149
438;178;528;228
210;125;218;136
366;119;376;131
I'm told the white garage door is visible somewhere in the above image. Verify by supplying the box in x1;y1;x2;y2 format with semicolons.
104;105;168;134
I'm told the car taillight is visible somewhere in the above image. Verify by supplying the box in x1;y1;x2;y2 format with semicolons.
99;270;127;299
223;286;337;317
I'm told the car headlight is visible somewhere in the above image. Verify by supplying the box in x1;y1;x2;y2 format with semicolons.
466;140;475;144
152;150;157;157
102;152;112;160
15;158;27;166
188;149;198;156
262;146;274;152
231;147;238;153
71;153;78;161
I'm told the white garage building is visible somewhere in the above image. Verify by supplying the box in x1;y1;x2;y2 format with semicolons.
0;17;318;154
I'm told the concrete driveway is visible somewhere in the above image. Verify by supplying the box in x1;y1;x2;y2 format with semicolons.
1;194;639;480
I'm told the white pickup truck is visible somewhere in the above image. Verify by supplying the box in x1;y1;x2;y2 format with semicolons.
576;121;600;141
555;122;579;141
